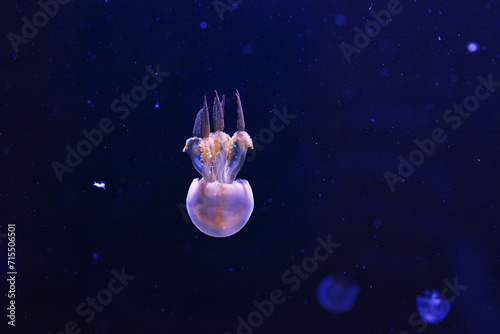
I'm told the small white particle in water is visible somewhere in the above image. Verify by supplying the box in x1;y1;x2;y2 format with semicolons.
93;181;106;189
467;42;479;53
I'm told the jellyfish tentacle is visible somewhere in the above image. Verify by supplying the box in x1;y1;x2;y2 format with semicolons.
236;90;245;131
183;138;203;175
225;91;253;183
202;95;210;139
214;151;225;182
212;94;217;130
183;96;209;175
214;90;225;132
221;94;225;120
192;109;203;137
212;131;230;183
226;131;253;183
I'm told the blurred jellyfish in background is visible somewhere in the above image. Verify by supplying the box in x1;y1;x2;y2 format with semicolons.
416;289;451;324
316;275;360;314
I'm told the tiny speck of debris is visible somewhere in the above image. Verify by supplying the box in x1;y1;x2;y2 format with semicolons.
93;181;106;189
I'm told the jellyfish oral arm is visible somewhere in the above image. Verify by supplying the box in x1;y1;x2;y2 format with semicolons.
182;90;254;238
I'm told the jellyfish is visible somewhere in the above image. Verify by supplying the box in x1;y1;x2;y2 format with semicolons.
416;289;450;324
182;90;254;238
316;275;360;314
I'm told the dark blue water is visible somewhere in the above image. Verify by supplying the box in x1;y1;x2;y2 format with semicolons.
1;1;499;333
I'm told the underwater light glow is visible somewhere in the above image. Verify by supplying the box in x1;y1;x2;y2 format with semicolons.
333;14;348;27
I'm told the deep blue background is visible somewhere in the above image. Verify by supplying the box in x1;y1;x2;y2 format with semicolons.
1;0;500;333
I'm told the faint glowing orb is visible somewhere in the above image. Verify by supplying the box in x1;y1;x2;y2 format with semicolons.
333;14;347;27
243;45;253;55
467;42;479;53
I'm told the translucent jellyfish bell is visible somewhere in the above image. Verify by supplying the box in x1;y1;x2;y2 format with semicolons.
416;289;451;324
182;91;254;238
316;275;360;314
